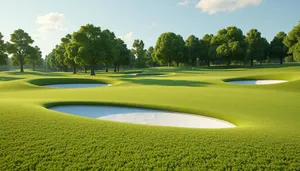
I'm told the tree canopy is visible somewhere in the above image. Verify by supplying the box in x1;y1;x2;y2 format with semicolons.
0;32;8;65
6;29;34;72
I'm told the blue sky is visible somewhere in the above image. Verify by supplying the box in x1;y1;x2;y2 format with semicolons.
1;0;299;56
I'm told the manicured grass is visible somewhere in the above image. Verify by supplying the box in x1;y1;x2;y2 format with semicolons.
1;66;300;170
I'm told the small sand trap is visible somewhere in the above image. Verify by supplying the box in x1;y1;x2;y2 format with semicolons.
228;80;287;85
49;105;235;128
45;83;110;88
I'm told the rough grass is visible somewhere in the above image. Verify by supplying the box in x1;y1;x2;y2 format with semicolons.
1;66;300;170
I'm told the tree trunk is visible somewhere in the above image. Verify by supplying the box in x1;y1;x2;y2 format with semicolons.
73;64;77;74
33;63;36;71
280;57;283;64
176;62;179;67
226;59;230;67
117;65;120;72
114;65;117;72
90;64;95;76
20;57;24;72
250;59;254;66
84;66;87;73
207;59;210;67
260;60;263;65
105;64;108;72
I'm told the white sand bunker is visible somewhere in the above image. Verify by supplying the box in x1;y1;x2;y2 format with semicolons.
228;80;287;85
45;83;110;88
49;105;235;128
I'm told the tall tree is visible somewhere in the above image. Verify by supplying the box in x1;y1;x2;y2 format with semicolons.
115;38;130;72
101;29;116;72
72;24;104;76
154;32;185;67
245;29;264;66
270;32;288;64
211;26;245;66
258;38;270;65
284;21;300;62
132;39;147;68
185;35;201;66
145;46;155;67
0;32;8;65
6;29;34;72
26;46;43;71
200;34;214;67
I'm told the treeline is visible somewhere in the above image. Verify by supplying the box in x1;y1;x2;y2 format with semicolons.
1;21;299;74
0;30;43;72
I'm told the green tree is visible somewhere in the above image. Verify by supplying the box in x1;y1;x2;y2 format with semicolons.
154;32;185;67
101;29;117;72
26;46;43;71
200;34;214;67
0;32;8;65
185;35;201;66
66;42;81;74
211;26;245;66
270;32;288;64
145;46;156;67
114;38;130;72
284;21;300;62
132;39;147;68
72;24;104;75
245;29;264;66
6;29;34;72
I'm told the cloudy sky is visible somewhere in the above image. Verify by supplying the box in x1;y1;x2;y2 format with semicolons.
0;0;299;56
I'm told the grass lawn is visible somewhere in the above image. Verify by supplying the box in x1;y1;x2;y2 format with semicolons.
1;65;300;170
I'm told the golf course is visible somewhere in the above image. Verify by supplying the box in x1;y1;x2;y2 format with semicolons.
1;65;300;170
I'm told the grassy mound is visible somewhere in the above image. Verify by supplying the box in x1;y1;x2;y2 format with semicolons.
1;67;300;170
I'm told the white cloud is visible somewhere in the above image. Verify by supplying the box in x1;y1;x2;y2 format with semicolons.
118;32;133;42
196;0;262;14
36;12;67;32
178;0;197;6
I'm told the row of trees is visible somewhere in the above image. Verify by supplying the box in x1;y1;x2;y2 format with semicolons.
45;24;131;75
152;27;291;67
0;30;43;72
1;21;299;73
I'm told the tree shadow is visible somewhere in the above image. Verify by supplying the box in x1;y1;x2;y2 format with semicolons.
0;77;23;81
6;71;64;77
121;78;211;87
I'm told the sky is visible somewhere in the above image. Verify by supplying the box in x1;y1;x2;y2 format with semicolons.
0;0;299;57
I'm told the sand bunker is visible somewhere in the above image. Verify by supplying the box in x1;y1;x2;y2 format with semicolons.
228;80;287;85
49;105;235;128
45;83;110;88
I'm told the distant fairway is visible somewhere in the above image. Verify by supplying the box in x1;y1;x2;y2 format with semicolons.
1;65;300;170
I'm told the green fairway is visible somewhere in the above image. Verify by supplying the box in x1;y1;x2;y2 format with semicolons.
1;66;300;170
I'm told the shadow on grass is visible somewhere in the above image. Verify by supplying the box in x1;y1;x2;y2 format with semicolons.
0;77;23;81
121;78;211;87
6;71;64;76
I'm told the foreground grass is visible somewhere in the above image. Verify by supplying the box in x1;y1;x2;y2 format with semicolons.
1;66;300;170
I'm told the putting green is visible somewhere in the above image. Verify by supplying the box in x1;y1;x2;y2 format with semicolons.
1;65;300;170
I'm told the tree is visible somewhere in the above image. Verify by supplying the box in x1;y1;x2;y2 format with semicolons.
132;39;147;68
145;46;156;67
211;26;245;66
270;32;288;64
72;24;104;76
26;46;43;71
0;32;8;65
245;29;264;66
154;32;185;67
66;42;81;74
101;29;116;72
200;34;214;67
6;29;34;72
284;21;300;62
258;38;270;65
185;35;201;66
115;38;130;72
